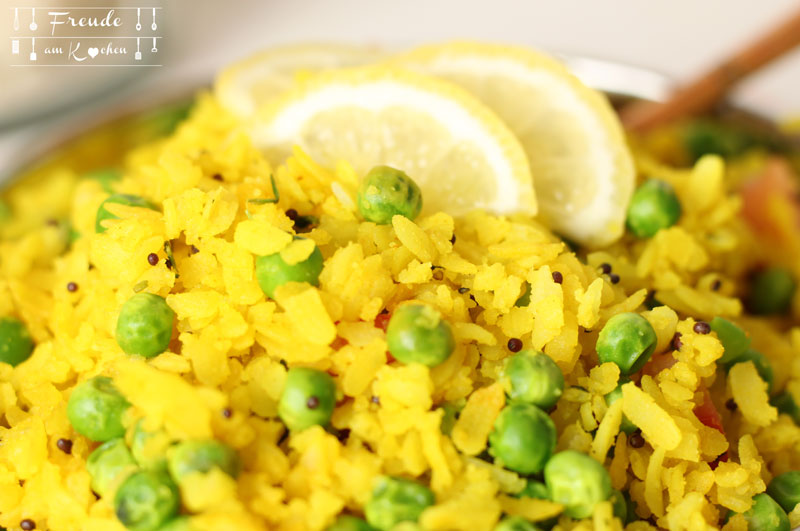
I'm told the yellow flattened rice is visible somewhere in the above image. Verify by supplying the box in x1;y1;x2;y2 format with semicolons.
0;47;799;531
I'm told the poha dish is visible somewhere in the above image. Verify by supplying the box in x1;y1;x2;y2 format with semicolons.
1;42;800;531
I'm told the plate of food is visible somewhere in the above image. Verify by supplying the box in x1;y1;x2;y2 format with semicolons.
0;40;799;531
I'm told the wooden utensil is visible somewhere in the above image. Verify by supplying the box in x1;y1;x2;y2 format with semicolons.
621;7;800;132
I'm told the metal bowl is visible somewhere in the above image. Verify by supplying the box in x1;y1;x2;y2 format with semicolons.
4;55;663;180
4;53;792;188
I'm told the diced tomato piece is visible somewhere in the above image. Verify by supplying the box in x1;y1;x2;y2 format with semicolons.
693;387;725;434
374;312;391;332
331;337;348;350
642;352;677;377
741;157;800;244
693;388;730;467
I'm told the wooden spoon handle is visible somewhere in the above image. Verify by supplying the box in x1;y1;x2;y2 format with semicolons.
621;7;800;132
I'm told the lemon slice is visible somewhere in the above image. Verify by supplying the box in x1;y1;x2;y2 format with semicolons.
392;42;635;246
214;43;384;117
250;67;536;217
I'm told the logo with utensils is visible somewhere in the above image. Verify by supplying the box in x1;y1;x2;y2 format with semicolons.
8;5;163;66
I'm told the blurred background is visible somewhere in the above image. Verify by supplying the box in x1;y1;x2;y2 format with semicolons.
2;0;799;177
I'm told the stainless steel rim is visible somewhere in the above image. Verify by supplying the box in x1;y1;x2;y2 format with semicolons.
557;53;675;102
2;54;681;185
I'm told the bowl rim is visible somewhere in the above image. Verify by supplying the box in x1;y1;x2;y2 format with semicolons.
1;51;781;185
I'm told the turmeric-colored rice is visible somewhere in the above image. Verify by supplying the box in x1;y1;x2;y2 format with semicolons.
1;87;800;531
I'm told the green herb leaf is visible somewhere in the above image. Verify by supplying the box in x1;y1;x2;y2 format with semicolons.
247;174;280;205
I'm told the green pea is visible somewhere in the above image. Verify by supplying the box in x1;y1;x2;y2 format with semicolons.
255;238;324;299
130;420;171;471
114;470;180;531
771;391;800;425
515;282;531;307
734;493;790;531
767;471;800;513
604;380;637;434
386;304;454;367
357;166;422;225
166;439;240;481
488;403;556;475
710;317;751;365
610;489;628;524
747;267;796;315
364;476;434;530
115;293;175;358
596;313;657;376
494;516;540;531
278;367;337;431
626;179;681;238
544;450;612;519
85;168;123;193
385;524;422;531
683;120;758;162
517;479;549;500
67;376;130;442
86;438;138;498
327;515;377;531
0;317;34;367
154;516;196;531
723;348;774;393
96;194;157;233
503;350;564;410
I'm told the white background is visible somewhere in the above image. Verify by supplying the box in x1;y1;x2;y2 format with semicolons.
173;0;800;118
